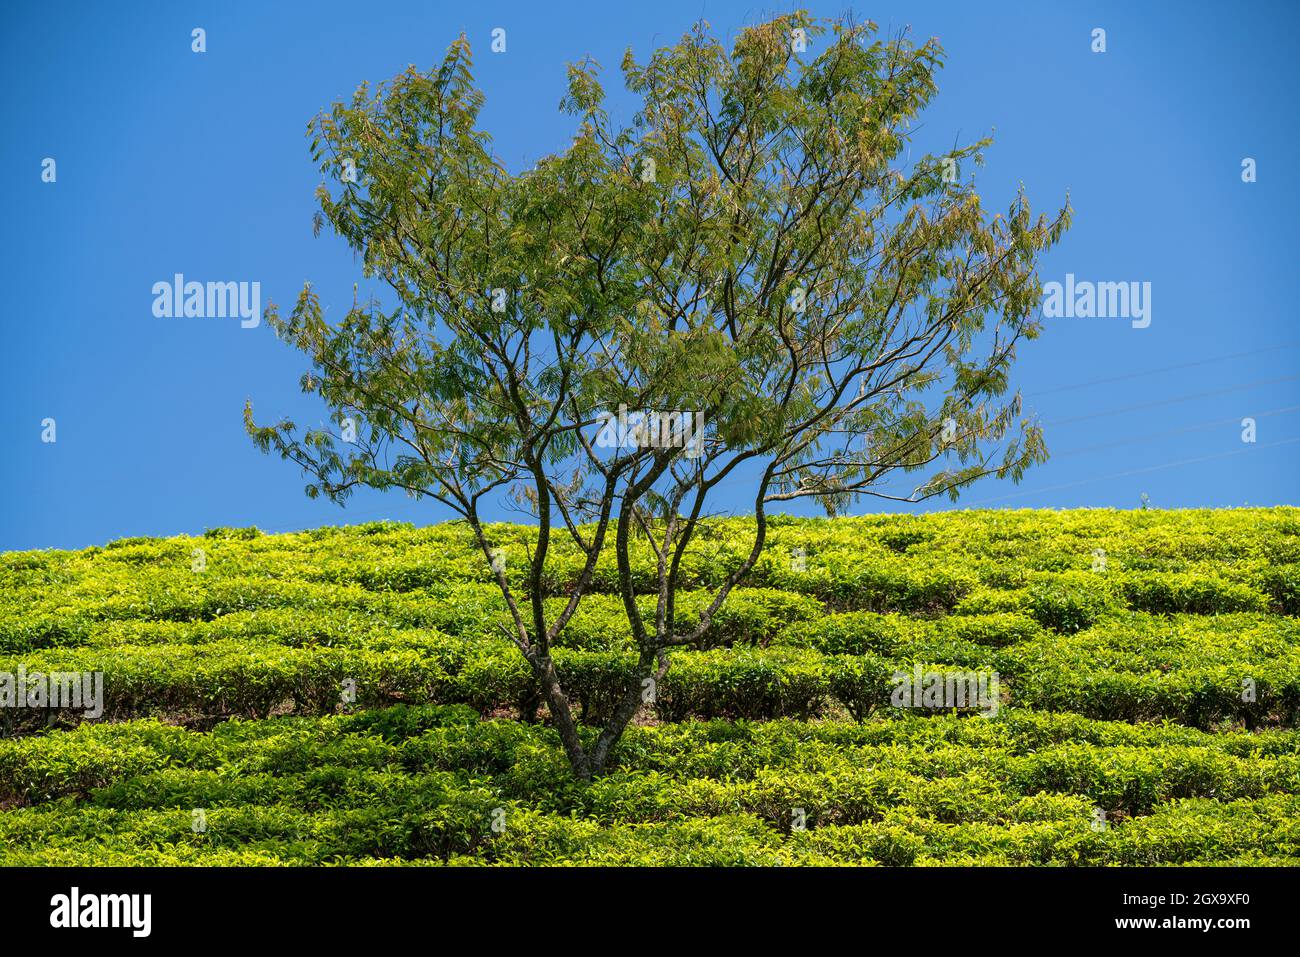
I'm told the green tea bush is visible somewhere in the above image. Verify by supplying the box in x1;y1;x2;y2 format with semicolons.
1027;572;1118;633
1259;564;1300;615
3;508;1300;865
1119;573;1269;615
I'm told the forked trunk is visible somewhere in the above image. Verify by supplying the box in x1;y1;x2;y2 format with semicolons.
532;655;591;778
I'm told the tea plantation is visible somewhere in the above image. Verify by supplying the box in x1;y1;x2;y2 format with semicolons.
2;508;1298;865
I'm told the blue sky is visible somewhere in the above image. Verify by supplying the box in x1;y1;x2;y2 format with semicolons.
3;0;1297;551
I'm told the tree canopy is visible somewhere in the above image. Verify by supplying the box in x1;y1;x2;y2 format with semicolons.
247;11;1070;776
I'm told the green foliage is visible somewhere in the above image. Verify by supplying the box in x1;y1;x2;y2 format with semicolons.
1027;572;1117;633
3;706;1298;865
2;507;1298;864
242;12;1076;777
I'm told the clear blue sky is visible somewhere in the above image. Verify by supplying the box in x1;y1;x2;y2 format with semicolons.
3;0;1297;551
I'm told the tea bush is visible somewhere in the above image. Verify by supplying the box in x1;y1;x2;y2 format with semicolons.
2;508;1298;865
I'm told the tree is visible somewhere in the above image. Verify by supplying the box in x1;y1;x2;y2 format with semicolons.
246;12;1070;778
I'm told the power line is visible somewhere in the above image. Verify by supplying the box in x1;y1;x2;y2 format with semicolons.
236;431;1300;537
1025;341;1300;398
958;436;1300;506
1043;375;1300;427
1048;404;1300;459
237;367;1300;533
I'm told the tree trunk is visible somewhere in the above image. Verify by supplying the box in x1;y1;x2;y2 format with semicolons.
531;654;591;778
588;650;658;774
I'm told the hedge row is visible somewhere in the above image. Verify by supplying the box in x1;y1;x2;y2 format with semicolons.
2;706;1298;865
6;705;1300;810
0;638;910;733
4;609;1298;733
9;800;1296;866
4;511;1296;660
998;612;1300;727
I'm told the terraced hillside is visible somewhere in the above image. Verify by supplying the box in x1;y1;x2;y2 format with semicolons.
2;509;1298;865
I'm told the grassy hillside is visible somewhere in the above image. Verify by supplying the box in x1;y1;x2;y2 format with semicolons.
2;508;1299;865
